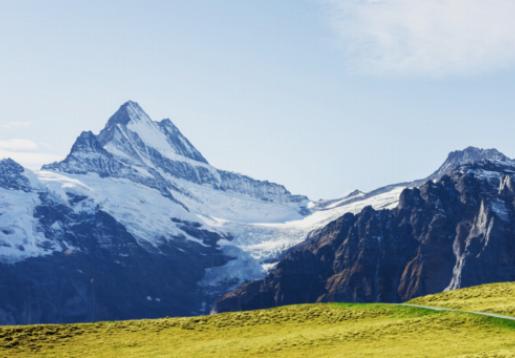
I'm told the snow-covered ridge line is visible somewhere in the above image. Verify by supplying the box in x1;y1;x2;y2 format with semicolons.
44;101;307;206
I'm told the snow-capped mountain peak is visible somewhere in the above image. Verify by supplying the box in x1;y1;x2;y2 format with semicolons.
70;131;105;153
0;158;33;192
32;101;312;305
102;100;152;128
43;130;127;178
431;146;515;179
94;101;209;169
43;101;309;218
345;189;365;199
447;146;511;165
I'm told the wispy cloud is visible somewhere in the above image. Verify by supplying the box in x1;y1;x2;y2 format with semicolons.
0;121;32;130
0;138;61;169
0;139;39;152
326;0;515;76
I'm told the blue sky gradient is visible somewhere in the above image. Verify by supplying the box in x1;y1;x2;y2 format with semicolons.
1;0;515;199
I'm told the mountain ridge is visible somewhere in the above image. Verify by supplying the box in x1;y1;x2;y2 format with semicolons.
0;101;313;324
45;101;306;206
1;100;514;324
214;158;515;313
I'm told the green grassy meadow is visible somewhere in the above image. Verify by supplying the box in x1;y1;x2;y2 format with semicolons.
410;282;515;317
1;282;514;357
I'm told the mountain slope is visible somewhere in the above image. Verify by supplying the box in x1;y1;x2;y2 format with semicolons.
40;101;312;293
42;101;310;266
0;101;315;324
215;158;515;313
409;281;515;316
0;157;229;324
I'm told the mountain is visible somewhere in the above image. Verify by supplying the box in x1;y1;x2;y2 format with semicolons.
0;158;230;324
214;149;515;313
44;101;305;203
40;102;311;289
0;101;315;324
1;101;514;324
430;146;515;179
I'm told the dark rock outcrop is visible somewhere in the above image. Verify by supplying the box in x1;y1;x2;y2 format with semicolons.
215;163;515;313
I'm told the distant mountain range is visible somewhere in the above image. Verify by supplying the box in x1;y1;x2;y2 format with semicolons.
0;101;513;324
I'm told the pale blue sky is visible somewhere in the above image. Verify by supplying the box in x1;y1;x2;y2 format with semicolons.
2;0;515;199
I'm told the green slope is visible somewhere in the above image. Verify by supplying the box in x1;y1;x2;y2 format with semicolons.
1;283;514;357
409;281;515;316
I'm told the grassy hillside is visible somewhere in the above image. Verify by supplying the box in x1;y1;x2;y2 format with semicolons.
1;283;514;358
409;281;515;316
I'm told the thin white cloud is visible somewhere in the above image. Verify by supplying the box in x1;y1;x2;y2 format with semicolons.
0;139;39;152
326;0;515;76
0;139;61;169
0;121;32;130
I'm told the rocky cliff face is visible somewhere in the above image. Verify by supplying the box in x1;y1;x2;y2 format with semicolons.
214;161;515;312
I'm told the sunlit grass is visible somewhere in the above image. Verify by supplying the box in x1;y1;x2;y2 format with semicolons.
1;283;514;357
410;281;515;316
